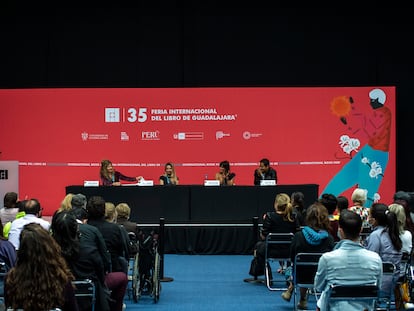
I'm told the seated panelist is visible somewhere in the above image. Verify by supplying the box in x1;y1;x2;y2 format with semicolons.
254;158;277;185
159;162;179;186
100;159;143;186
215;160;235;186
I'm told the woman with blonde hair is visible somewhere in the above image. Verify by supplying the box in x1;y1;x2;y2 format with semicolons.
349;188;370;228
248;193;299;278
159;162;179;185
58;193;74;213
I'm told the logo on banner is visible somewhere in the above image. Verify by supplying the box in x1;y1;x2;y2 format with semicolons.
243;131;262;140
216;131;230;140
105;108;120;122
121;132;129;141
81;132;108;141
142;131;160;141
173;132;204;140
0;170;8;180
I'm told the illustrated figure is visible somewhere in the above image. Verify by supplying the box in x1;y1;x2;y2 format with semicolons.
322;88;391;206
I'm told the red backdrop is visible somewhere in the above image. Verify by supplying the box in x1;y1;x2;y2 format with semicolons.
0;87;396;215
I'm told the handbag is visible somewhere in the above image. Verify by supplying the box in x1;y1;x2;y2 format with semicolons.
400;280;410;303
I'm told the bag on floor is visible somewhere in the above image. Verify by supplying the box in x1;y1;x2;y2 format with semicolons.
400;280;410;303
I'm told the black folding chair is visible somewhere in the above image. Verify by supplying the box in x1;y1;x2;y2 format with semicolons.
264;232;294;291
327;283;379;311
72;279;96;311
292;252;323;310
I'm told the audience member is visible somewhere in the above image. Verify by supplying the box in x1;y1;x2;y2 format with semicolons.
365;202;402;298
100;159;143;186
116;203;138;234
87;196;130;274
8;198;50;250
388;203;413;255
0;220;17;271
52;210;128;311
314;210;382;311
253;158;277;185
3;200;26;239
393;190;414;244
282;203;335;309
159;162;179;185
291;192;306;226
334;195;349;220
248;193;299;278
319;193;339;242
0;192;19;226
104;201;117;223
215;160;236;186
58;193;74;213
71;193;87;210
349;188;370;228
5;223;79;311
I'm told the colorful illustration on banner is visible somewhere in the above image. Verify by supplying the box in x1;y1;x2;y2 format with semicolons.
321;88;391;207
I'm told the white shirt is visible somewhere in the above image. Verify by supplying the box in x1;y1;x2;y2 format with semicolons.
8;214;51;250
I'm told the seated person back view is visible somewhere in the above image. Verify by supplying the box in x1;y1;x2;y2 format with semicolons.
52;210;127;311
314;210;383;311
5;223;78;311
8;198;50;250
116;202;138;234
248;193;299;277
0;192;19;226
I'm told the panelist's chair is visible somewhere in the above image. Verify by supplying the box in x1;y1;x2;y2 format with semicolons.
72;279;96;311
327;283;379;311
264;232;295;291
292;252;323;310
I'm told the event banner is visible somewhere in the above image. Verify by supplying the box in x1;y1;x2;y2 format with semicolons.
0;87;395;214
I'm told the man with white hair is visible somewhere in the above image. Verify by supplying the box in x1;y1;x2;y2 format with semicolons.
321;88;392;207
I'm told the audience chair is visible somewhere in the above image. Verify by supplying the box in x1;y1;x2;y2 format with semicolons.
378;262;396;311
327;283;379;311
292;252;323;310
72;279;96;311
264;232;294;291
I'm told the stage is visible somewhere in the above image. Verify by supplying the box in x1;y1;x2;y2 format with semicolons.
66;184;318;254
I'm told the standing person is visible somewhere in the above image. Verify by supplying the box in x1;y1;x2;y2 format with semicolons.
322;88;392;206
159;162;179;186
100;159;143;186
282;203;335;308
215;160;236;186
365;203;402;298
8;198;50;250
314;210;383;311
0;192;19;226
248;193;299;278
253;158;277;185
5;223;79;311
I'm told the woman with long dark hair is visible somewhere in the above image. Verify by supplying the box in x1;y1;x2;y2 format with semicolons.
5;223;78;311
365;202;402;298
